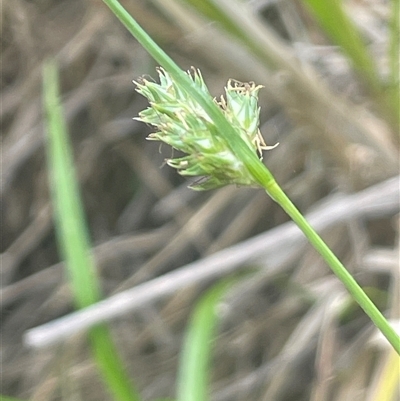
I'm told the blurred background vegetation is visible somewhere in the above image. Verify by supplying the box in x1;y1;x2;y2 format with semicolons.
1;0;399;400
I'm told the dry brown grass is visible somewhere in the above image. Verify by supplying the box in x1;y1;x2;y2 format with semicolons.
1;1;399;400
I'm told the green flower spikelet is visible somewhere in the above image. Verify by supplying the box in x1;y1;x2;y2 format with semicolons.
134;67;276;190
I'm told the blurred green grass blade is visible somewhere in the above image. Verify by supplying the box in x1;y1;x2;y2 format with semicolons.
302;0;379;91
89;326;142;401
42;59;141;401
177;278;239;401
301;1;398;126
42;60;101;309
0;396;28;401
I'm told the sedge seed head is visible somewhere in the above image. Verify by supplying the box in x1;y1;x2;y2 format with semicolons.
134;68;276;190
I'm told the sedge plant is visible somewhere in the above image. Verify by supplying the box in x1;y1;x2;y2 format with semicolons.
102;0;400;354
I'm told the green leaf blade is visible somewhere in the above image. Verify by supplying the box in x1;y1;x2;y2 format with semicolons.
43;60;101;309
177;278;239;401
42;59;141;401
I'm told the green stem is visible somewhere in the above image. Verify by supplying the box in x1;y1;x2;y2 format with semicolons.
102;0;400;354
265;180;400;354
